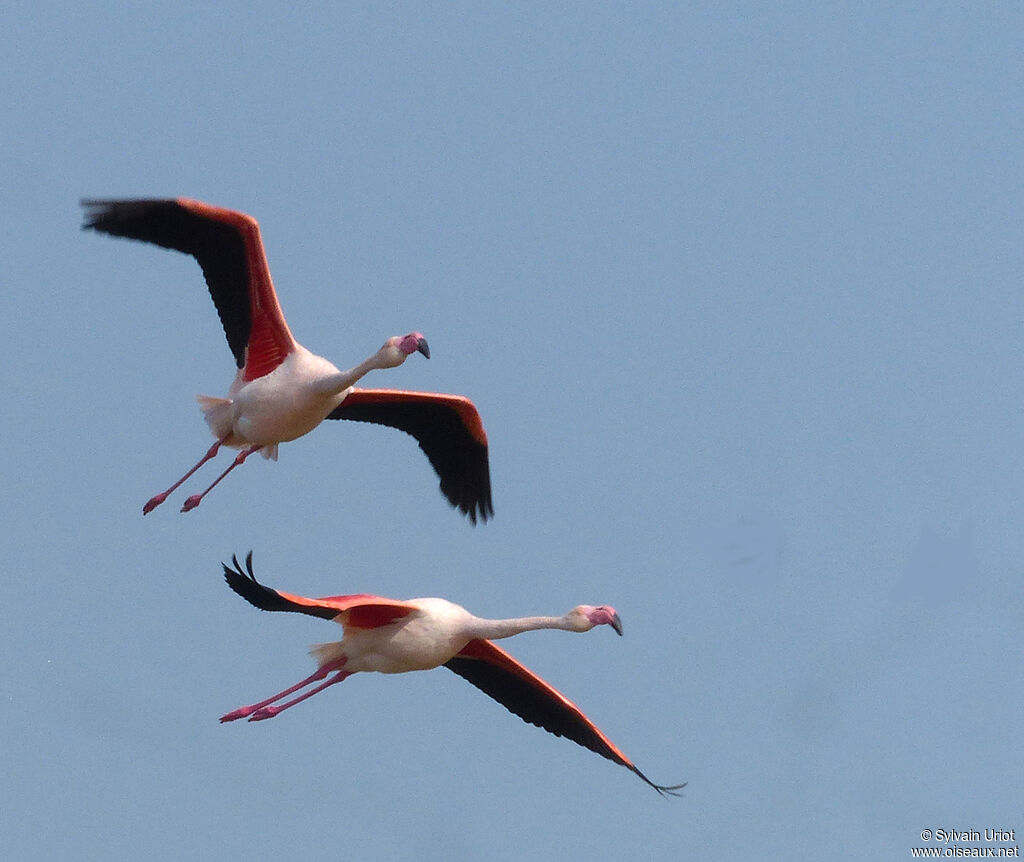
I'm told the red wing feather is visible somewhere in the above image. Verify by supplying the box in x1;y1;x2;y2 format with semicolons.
312;595;417;629
176;199;296;380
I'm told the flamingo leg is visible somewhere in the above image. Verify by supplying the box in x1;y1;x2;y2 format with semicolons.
181;444;261;512
143;436;228;514
219;661;346;723
247;670;354;722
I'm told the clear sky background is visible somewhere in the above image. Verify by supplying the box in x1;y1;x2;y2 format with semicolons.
2;3;1021;860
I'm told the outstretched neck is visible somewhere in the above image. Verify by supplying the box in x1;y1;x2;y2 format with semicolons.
313;356;383;398
468;614;579;641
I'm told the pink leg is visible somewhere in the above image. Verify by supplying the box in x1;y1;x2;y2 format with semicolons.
143;437;228;514
181;444;261;512
248;670;353;722
219;661;346;723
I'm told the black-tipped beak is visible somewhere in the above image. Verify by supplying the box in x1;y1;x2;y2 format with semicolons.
416;337;430;359
610;612;623;636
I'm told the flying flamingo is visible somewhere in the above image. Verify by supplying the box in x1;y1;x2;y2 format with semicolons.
80;198;492;522
219;552;684;796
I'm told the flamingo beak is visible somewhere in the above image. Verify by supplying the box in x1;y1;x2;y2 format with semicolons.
416;336;430;359
610;612;623;636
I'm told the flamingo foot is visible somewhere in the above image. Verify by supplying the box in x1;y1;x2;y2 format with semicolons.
143;493;168;515
248;706;282;722
181;495;202;513
219;706;257;723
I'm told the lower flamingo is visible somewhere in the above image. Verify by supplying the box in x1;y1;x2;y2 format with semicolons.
219;552;684;796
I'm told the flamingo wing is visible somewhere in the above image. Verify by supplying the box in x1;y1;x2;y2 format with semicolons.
326;389;493;523
81;198;296;379
445;639;684;795
222;552;416;627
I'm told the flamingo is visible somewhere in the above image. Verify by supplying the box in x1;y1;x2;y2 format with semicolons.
218;553;684;796
80;198;492;522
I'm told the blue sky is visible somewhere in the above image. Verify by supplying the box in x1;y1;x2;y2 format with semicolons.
2;3;1022;859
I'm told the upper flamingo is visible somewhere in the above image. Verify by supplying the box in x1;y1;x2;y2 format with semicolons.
219;552;684;796
80;198;492;522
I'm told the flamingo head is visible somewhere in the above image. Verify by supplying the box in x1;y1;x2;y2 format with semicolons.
380;332;431;367
570;604;623;635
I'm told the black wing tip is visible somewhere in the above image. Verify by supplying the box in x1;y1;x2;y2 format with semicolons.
454;493;494;525
80;198;112;230
80;197;170;206
80;197;174;231
222;550;259;592
629;765;686;797
221;550;283;613
443;457;493;525
222;552;339;620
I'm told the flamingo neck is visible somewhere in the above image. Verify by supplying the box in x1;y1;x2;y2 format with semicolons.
467;614;578;641
312;356;384;398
